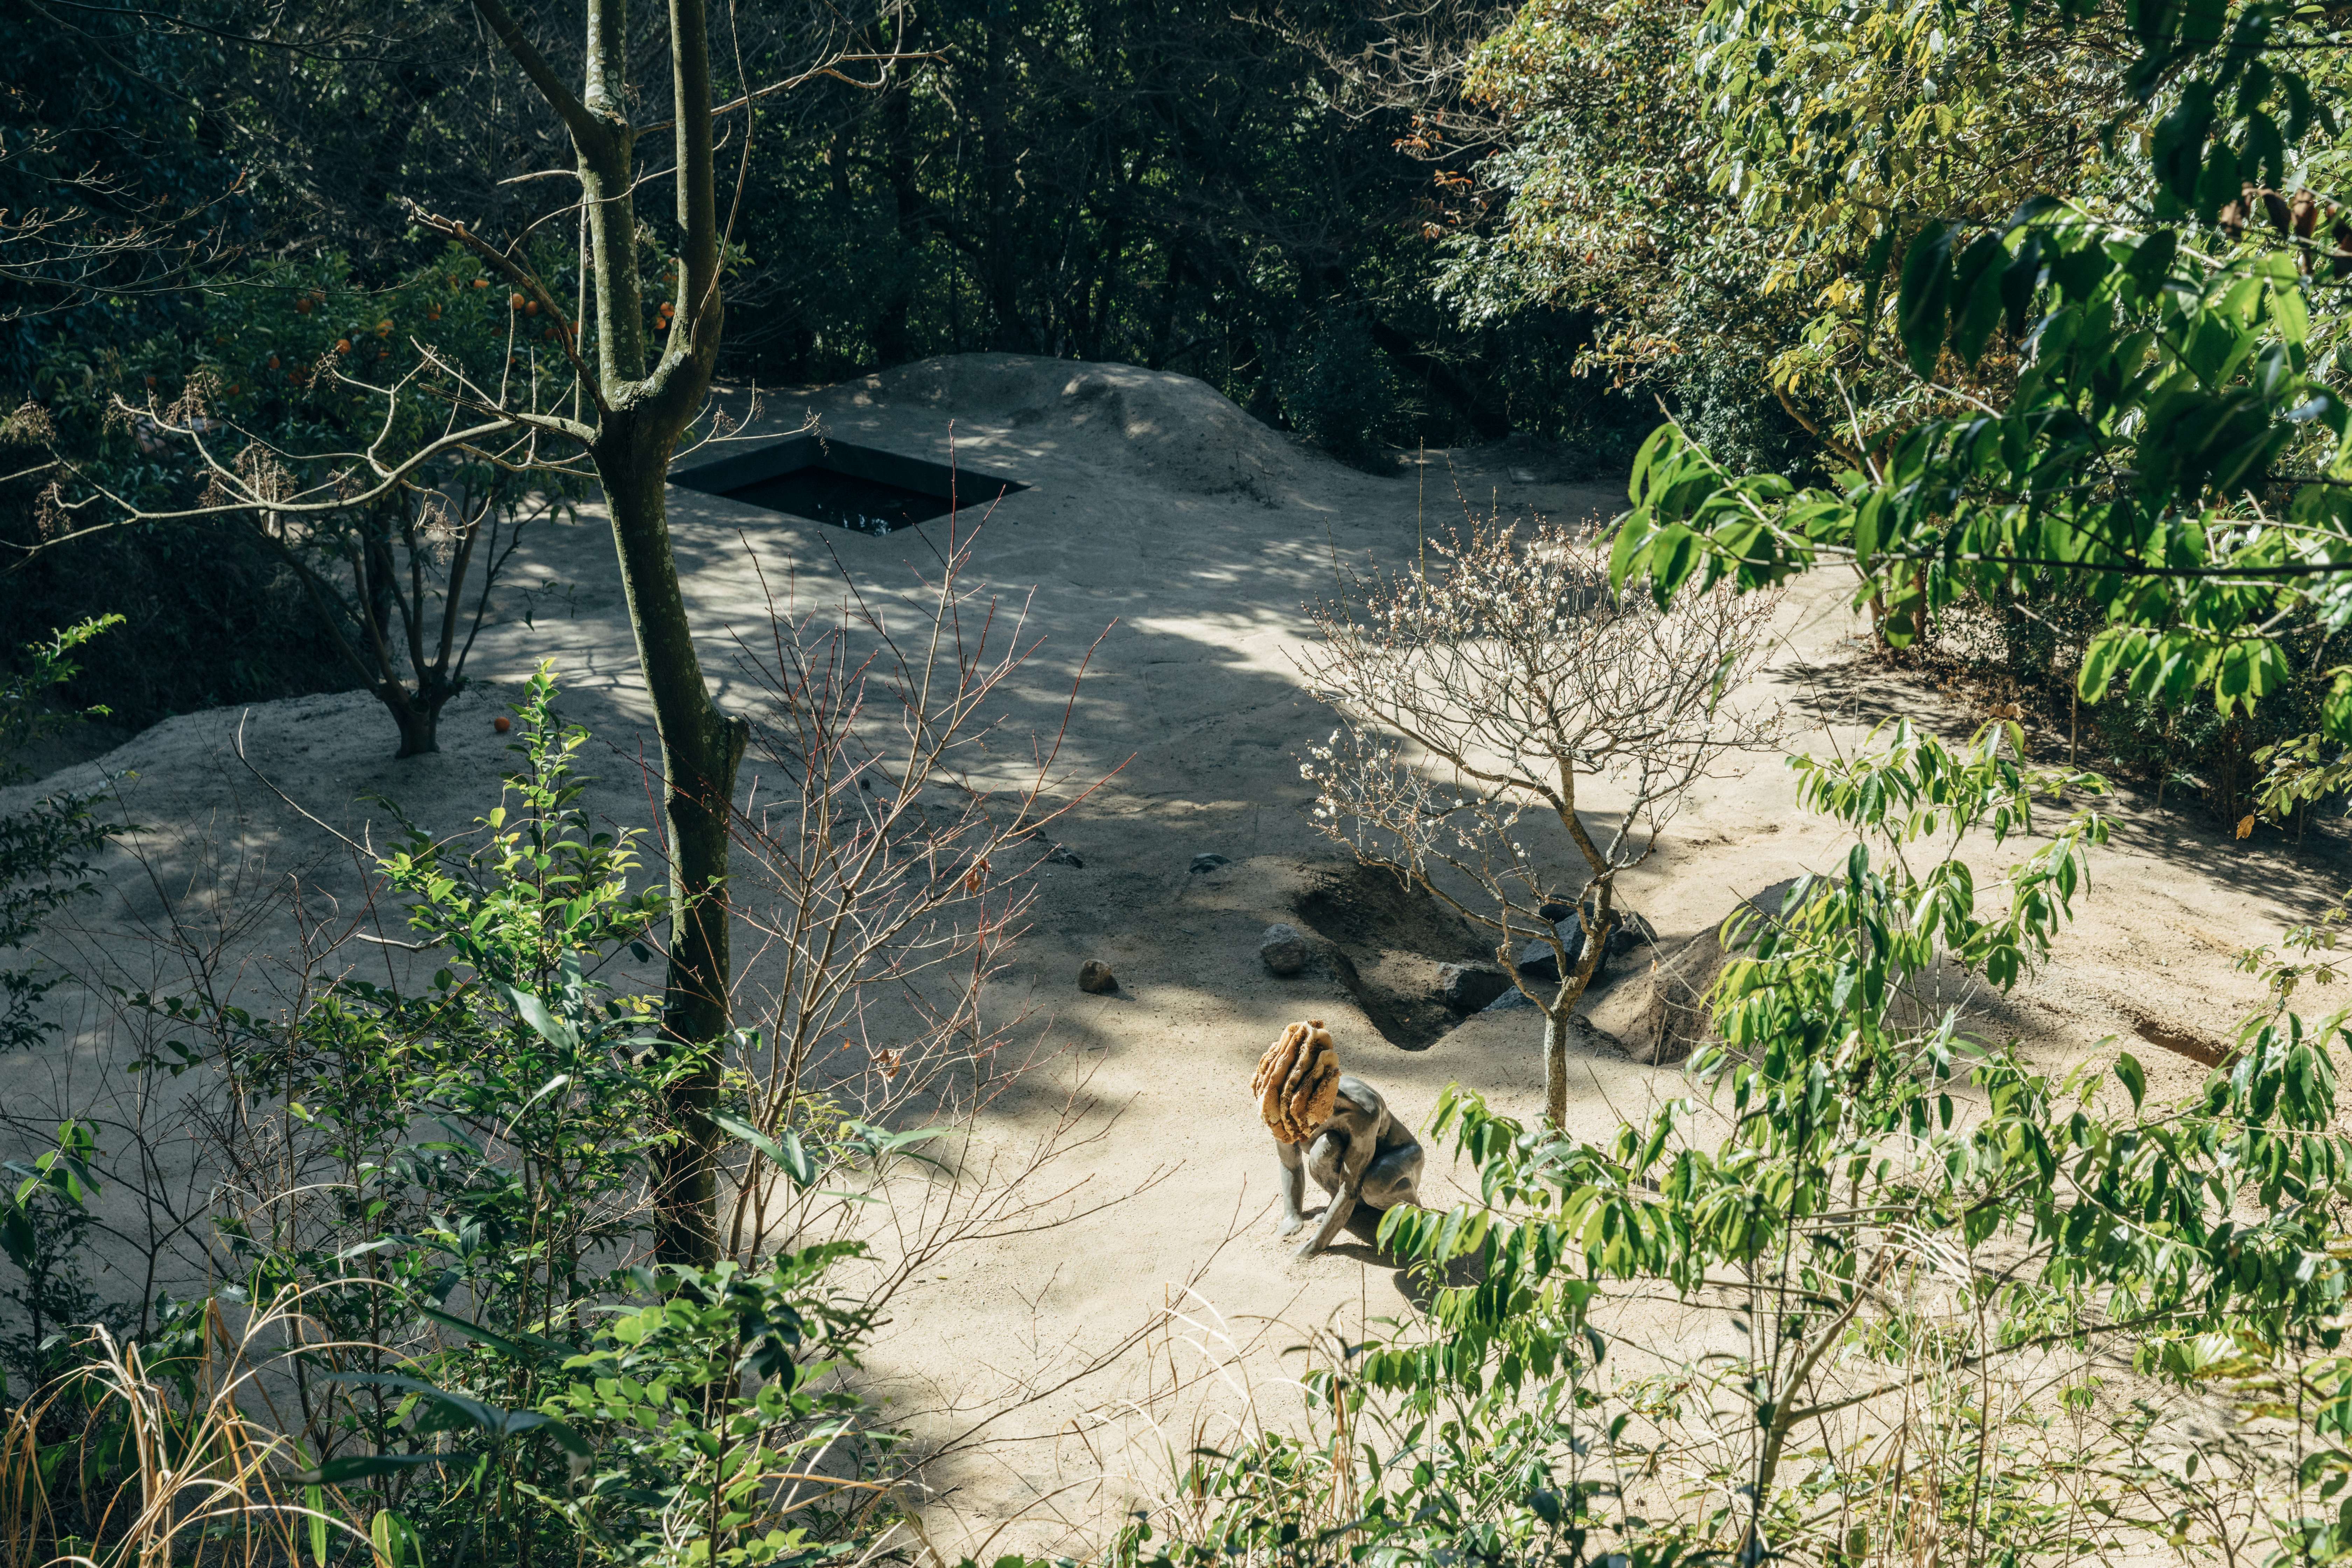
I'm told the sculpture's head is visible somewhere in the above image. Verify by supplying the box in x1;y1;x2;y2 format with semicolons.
1253;1018;1340;1144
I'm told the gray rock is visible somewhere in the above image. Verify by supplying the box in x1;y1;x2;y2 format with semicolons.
1190;853;1231;874
1438;961;1512;1012
1258;923;1310;976
1483;986;1533;1013
1078;959;1119;994
1516;920;1588;985
1517;902;1658;983
1634;877;1805;1066
1606;910;1659;958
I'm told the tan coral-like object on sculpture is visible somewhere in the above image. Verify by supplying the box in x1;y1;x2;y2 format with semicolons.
1252;1019;1341;1144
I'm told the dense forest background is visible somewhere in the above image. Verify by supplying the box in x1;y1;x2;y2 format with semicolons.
0;0;1807;732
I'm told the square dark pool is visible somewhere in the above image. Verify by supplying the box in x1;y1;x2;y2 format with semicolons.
670;434;1024;534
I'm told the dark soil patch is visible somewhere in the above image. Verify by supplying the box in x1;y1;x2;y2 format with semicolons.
2129;1011;2233;1069
1291;861;1493;1050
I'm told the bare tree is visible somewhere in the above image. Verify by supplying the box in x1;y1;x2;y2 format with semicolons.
714;517;1118;1270
1297;516;1780;1124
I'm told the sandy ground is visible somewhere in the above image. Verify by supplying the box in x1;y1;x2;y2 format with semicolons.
3;353;2341;1555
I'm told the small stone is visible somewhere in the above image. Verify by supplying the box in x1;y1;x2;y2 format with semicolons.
1259;923;1309;976
1078;959;1118;994
1019;827;1085;868
1439;961;1512;1012
1190;853;1231;874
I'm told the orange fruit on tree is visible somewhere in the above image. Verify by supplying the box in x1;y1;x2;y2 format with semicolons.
508;292;525;309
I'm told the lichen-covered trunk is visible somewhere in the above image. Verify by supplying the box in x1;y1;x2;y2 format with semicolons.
597;427;746;1267
1542;1006;1569;1127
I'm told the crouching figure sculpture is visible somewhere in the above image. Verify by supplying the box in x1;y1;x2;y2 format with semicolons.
1252;1019;1424;1261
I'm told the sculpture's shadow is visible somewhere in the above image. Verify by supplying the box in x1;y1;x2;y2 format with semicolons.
1306;1204;1488;1311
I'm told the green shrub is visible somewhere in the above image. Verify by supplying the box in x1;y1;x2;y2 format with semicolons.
6;669;903;1568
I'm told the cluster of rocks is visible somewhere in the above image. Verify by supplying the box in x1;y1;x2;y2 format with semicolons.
1250;889;1664;1020
1513;899;1659;985
1068;863;1812;1072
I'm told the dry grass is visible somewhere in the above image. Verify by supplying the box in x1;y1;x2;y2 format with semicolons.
1;1292;369;1568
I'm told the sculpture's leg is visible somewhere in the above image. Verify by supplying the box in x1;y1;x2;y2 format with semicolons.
1359;1142;1424;1212
1306;1129;1348;1196
1294;1129;1363;1261
1275;1137;1308;1236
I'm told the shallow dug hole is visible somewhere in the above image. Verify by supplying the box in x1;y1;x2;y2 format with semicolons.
1290;861;1494;1049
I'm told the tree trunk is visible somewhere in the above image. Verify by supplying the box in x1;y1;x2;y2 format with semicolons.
596;429;747;1268
874;60;923;368
385;690;441;757
1542;1006;1569;1127
977;0;1025;350
469;0;740;1265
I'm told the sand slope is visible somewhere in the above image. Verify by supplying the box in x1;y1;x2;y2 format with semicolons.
2;354;2338;1554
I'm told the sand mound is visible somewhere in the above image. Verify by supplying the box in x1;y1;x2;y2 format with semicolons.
817;352;1330;502
4;352;2320;1560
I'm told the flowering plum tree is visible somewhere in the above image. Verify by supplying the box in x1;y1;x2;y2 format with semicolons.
1299;519;1779;1123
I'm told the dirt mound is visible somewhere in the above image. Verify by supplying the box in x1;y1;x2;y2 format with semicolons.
1289;861;1494;1050
822;354;1334;501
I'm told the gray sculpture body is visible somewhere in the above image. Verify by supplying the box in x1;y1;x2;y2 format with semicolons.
1276;1073;1424;1261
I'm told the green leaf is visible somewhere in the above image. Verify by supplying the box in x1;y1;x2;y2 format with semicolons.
503;985;579;1052
2124;227;2178;298
305;1484;328;1568
710;1108;817;1187
2115;1051;2148;1112
2079;631;2132;704
1898;222;1957;377
371;1509;421;1568
2272;278;2310;348
1953;232;2011;366
307;1453;442;1485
